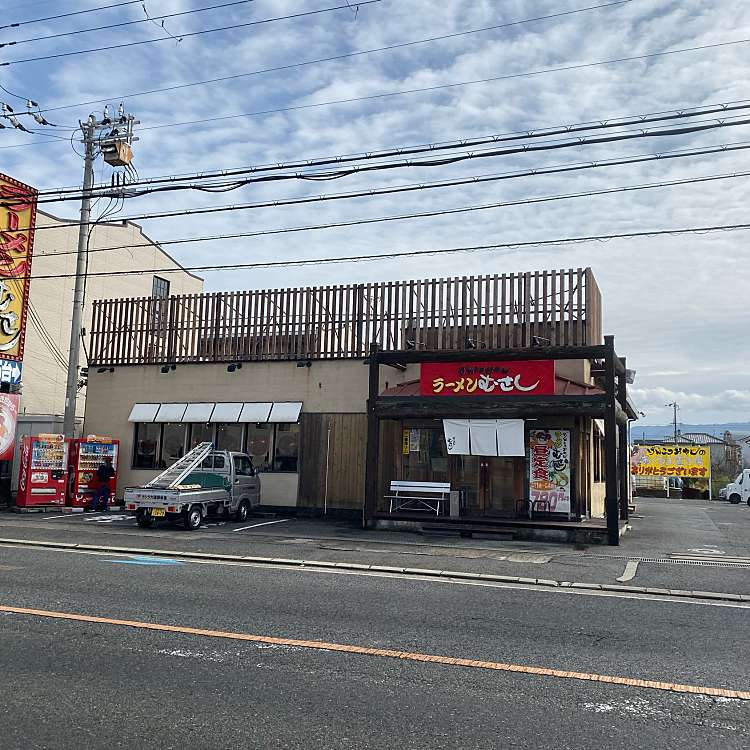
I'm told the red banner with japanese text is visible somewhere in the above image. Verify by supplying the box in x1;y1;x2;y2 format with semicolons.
0;392;20;461
0;173;38;361
420;360;555;397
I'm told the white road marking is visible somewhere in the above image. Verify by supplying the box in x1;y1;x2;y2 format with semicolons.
616;560;639;582
688;548;725;555
234;519;290;532
2;542;748;610
42;514;78;520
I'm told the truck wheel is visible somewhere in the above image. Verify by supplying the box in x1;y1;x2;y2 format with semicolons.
184;505;203;531
136;510;153;528
234;500;250;523
728;494;741;505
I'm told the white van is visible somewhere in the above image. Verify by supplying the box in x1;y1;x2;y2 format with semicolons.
722;469;750;505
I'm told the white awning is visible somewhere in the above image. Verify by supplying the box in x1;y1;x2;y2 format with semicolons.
268;402;302;423
210;402;244;423
128;403;160;423
239;402;273;423
183;403;215;423
154;403;188;423
130;401;303;424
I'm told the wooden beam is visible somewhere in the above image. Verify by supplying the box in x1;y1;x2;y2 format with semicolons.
617;356;629;521
374;395;608;419
374;344;609;366
363;342;381;528
603;335;620;546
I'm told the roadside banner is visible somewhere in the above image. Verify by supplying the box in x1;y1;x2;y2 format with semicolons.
529;429;572;514
0;392;20;461
630;444;710;478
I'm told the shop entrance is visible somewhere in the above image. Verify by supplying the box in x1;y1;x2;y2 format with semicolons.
399;424;524;518
452;455;523;517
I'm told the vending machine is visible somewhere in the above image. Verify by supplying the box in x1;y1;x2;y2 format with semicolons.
16;434;69;508
66;436;120;508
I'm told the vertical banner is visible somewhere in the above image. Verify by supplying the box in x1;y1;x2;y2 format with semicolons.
0;173;38;361
529;429;572;513
0;392;20;461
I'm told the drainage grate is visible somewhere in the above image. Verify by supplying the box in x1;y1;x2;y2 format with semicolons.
637;558;750;569
558;552;750;568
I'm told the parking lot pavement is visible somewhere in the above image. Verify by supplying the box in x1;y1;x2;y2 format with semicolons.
1;496;749;594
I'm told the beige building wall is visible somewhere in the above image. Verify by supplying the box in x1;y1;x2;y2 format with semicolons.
84;359;373;493
22;211;203;419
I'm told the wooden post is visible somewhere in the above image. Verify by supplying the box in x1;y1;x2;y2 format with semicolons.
604;335;620;546
363;342;381;528
617;356;629;521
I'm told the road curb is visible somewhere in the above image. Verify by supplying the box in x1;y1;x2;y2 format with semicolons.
1;536;748;604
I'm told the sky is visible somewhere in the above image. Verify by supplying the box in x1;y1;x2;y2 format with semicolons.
0;0;748;426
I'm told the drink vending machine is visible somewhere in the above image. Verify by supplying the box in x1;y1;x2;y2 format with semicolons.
16;434;69;508
66;436;120;508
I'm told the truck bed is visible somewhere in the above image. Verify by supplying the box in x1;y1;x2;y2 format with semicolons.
124;486;230;507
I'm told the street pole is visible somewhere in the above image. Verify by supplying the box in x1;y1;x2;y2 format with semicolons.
665;401;679;443
63;116;96;438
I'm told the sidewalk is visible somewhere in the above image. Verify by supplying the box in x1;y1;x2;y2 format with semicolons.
1;496;749;595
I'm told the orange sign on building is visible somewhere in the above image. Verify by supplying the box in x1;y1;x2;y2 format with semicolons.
0;173;38;361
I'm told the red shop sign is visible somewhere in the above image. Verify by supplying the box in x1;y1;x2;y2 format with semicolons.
420;360;555;397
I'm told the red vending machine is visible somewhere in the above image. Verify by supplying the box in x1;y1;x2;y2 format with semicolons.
66;436;120;508
16;434;69;508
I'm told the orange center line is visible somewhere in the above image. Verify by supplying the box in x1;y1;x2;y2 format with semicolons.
2;603;748;700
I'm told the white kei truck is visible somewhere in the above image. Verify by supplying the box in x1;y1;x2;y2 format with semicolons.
124;442;261;530
722;469;750;506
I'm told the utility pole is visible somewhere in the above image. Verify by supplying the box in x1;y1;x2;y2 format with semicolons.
665;401;679;443
63;106;137;437
63;115;96;438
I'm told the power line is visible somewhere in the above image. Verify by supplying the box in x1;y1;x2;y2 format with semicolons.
29;169;750;261
28;98;750;199
0;0;384;67
37;1;633;114
19;139;750;232
10;118;750;211
119;38;750;133
0;0;259;48
21;222;750;280
26;303;69;371
0;0;142;30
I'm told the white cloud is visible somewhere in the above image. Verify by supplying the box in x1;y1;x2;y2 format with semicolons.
631;386;750;423
1;0;748;422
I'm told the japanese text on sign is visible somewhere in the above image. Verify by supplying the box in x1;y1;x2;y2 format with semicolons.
528;429;571;514
0;358;22;384
0;173;38;362
630;444;710;477
420;360;555;397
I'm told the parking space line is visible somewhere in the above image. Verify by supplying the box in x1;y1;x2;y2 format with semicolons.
42;515;80;520
234;519;290;532
1;603;748;700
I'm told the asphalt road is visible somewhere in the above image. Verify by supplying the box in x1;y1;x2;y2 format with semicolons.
2;495;749;594
0;542;748;749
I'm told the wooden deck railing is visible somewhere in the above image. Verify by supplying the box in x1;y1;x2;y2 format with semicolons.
90;267;602;365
